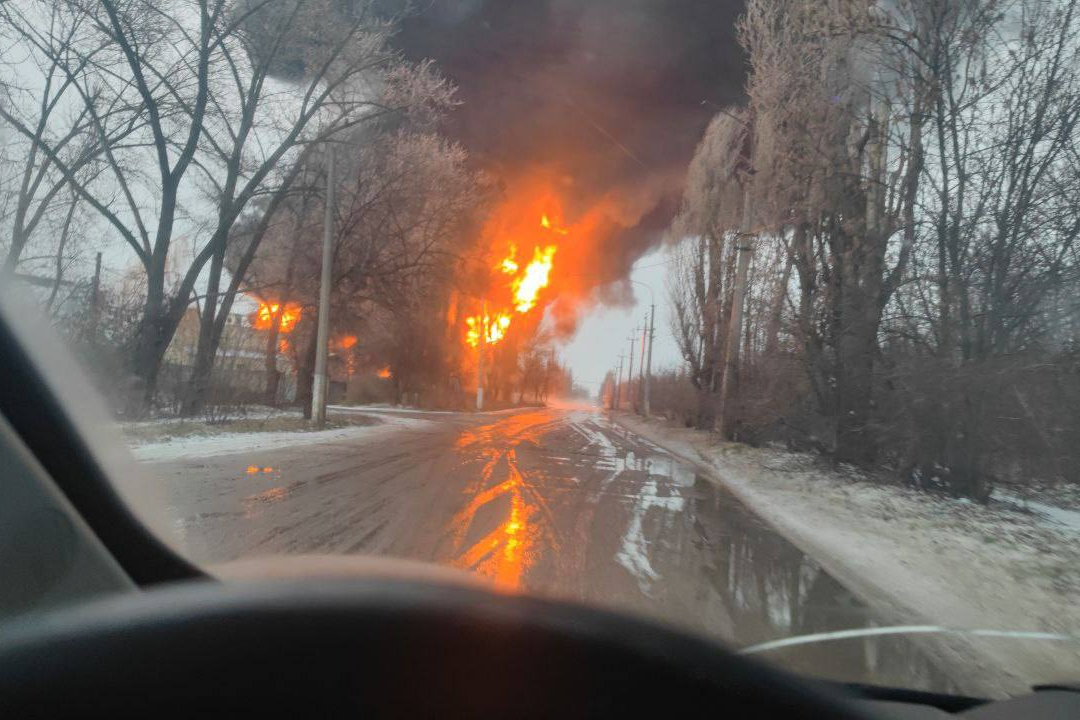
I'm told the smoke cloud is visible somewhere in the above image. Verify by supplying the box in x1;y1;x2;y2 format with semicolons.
389;0;747;326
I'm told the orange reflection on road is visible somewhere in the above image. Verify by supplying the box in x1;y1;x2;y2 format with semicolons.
454;410;559;450
241;485;291;519
449;448;546;591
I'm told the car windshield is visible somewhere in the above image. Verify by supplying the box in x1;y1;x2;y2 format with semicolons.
2;0;1080;700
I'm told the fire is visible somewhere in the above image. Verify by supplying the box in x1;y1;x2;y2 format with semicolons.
512;245;557;313
500;245;519;275
540;214;567;235
465;312;512;348
463;214;561;348
340;335;358;349
377;366;391;379
253;301;301;333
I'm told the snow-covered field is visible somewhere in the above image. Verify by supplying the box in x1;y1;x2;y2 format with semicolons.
613;413;1080;695
127;414;432;462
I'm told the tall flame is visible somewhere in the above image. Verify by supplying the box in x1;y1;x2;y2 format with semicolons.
464;214;562;348
512;246;557;313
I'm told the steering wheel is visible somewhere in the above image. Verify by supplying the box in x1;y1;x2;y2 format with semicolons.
0;578;871;717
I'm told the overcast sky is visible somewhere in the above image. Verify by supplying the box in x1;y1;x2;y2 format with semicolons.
559;245;683;396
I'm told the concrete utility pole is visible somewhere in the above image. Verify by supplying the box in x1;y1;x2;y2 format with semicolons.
643;304;655;416
476;301;487;411
312;144;335;428
626;329;637;412
718;118;755;438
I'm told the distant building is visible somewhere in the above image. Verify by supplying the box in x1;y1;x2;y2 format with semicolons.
162;308;296;405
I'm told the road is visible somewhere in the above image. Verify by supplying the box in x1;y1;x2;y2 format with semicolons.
144;405;961;693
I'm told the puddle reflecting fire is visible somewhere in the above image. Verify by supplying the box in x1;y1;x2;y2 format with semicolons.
449;447;550;590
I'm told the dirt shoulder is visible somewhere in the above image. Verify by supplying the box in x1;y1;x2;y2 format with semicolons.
611;412;1080;697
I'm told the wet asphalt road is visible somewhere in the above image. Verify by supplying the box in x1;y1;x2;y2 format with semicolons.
144;406;963;693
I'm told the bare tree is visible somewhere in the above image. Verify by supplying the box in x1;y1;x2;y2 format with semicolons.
235;128;487;413
666;112;749;429
0;3;133;277
1;0;439;415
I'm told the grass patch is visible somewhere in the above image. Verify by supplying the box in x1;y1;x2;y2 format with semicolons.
121;411;380;444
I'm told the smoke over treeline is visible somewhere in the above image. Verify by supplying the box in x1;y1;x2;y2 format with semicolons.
387;0;747;312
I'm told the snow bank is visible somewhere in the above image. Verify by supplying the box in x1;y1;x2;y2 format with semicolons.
130;415;432;462
612;413;1080;696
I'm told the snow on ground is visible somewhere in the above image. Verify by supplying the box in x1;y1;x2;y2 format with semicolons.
612;413;1080;696
993;490;1080;533
331;404;457;415
128;414;432;462
330;404;530;416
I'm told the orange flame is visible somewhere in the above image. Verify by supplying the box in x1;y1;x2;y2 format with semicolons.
512;245;557;313
253;301;301;333
465;312;512;348
540;214;568;235
340;335;358;349
500;245;519;275
377;366;391;379
464;214;561;348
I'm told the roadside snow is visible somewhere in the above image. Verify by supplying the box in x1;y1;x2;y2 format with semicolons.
612;413;1080;697
129;415;431;462
331;404;457;415
330;404;529;416
993;490;1080;533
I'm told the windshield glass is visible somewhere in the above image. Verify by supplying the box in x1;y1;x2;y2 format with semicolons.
2;0;1079;699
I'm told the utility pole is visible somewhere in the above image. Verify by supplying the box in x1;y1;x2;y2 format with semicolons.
643;304;655;416
626;329;637;412
718;116;755;438
637;320;646;412
312;144;335;428
476;302;487;411
614;354;624;411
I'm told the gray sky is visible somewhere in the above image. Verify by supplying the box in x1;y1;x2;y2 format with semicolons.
559;246;683;395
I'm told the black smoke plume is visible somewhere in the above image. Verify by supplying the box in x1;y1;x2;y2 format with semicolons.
390;0;747;302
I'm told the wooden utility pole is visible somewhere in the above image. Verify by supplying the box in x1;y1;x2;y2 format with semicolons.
614;354;624;410
637;320;646;410
643;304;655;416
312;145;335;428
626;329;637;412
718;117;755;438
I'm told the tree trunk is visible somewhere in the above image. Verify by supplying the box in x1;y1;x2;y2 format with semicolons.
835;102;889;464
124;261;173;417
180;239;226;417
834;290;879;464
296;328;318;419
695;385;714;430
264;318;283;406
765;238;793;357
